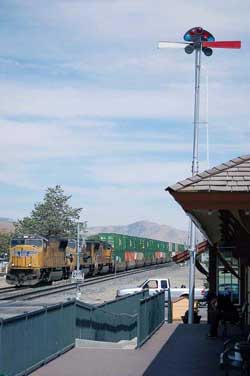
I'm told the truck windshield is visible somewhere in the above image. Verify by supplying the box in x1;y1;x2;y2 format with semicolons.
138;280;158;288
147;280;158;288
11;238;43;247
138;281;147;287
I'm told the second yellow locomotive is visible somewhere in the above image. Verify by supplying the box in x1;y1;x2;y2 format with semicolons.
66;239;113;275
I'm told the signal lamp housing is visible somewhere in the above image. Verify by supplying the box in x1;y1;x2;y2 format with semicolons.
203;47;213;56
185;45;194;54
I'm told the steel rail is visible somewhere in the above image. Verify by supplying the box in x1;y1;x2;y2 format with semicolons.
0;286;19;294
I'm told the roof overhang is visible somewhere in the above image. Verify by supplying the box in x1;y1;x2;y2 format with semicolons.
168;190;250;249
166;155;250;263
169;191;250;210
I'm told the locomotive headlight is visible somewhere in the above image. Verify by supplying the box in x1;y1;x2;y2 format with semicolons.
12;263;14;266
28;263;32;267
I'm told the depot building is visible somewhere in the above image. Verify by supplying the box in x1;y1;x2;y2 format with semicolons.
166;154;250;319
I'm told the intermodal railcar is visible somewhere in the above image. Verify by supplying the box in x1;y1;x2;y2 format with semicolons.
93;233;172;271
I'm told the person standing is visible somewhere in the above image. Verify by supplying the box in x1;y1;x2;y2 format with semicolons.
206;291;239;338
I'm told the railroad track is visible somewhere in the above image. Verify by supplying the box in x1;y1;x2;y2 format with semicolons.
0;285;33;295
0;286;19;294
0;263;172;302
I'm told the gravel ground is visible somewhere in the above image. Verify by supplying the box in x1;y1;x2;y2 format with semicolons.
30;262;206;305
0;276;8;288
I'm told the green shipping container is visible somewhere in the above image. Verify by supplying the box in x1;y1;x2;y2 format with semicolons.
87;233;178;263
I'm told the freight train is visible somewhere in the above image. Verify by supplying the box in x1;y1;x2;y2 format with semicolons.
66;233;185;275
6;233;185;286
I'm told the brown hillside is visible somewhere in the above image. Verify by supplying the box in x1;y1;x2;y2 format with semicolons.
0;222;14;233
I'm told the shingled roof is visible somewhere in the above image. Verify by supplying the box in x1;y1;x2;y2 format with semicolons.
167;154;250;193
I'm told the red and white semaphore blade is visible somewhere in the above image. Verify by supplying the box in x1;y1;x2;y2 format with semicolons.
158;41;241;50
202;41;241;49
158;41;190;49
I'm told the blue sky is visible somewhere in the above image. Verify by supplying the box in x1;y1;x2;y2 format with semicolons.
0;0;249;229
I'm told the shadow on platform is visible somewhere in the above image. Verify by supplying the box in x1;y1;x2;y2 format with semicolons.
144;324;223;376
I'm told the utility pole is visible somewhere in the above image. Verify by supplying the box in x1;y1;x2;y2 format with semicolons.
77;222;81;274
205;69;210;169
77;220;88;273
74;220;87;286
158;27;241;323
188;44;201;323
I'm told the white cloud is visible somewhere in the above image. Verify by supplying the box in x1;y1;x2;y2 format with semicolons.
37;0;250;42
0;80;249;127
66;177;189;229
0;82;193;119
89;160;191;185
0;118;190;162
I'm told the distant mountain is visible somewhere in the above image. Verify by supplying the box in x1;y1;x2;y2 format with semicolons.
0;217;13;223
0;218;14;233
88;220;188;244
0;217;188;244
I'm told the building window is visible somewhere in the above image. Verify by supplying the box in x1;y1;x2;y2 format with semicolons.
217;249;240;304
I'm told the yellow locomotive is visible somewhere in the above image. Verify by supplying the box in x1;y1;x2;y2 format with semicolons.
83;239;113;275
66;239;113;276
6;235;71;286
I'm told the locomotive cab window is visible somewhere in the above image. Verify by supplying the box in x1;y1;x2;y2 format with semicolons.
67;240;76;249
11;238;43;247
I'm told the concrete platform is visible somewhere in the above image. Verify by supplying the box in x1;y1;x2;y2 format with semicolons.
75;337;137;350
31;323;224;376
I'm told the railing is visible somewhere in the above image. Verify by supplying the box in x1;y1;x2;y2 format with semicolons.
137;290;165;347
0;290;165;376
76;302;138;342
98;289;149;315
167;287;173;323
0;301;75;376
76;290;165;348
75;290;148;342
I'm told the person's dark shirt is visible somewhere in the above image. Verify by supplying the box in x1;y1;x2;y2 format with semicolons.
217;295;237;313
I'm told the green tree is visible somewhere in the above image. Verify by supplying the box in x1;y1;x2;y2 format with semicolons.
14;185;82;238
0;232;11;258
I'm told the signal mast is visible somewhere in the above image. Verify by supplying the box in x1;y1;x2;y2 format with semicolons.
158;27;241;323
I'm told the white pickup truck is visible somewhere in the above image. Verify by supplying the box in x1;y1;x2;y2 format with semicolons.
116;278;205;302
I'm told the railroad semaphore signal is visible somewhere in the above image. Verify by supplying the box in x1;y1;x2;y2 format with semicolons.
158;27;241;324
159;27;241;175
159;26;241;56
